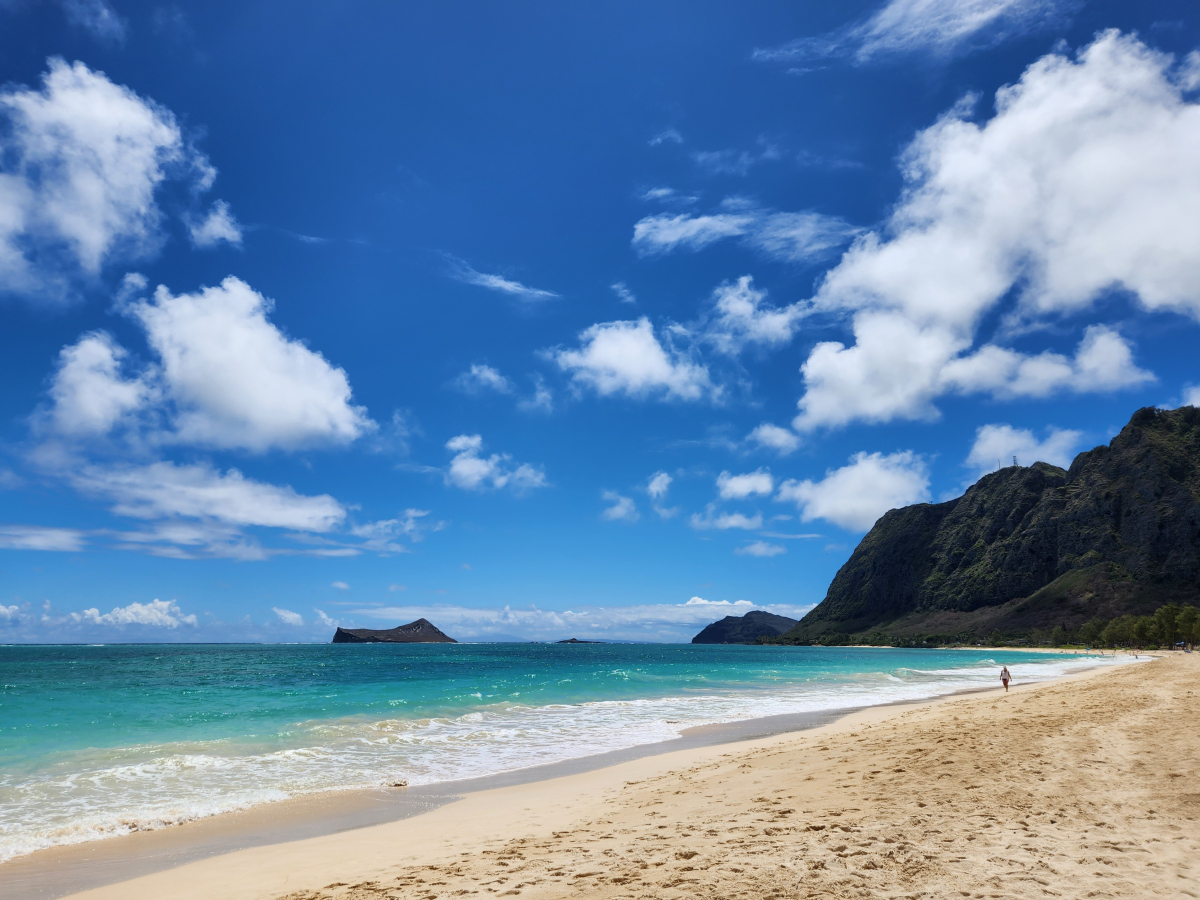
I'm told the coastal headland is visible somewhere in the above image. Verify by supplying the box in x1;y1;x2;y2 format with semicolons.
40;651;1197;900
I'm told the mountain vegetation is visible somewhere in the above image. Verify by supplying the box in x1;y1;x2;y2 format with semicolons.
691;610;798;644
777;406;1200;646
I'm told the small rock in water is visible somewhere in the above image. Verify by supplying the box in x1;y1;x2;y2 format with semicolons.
387;778;409;788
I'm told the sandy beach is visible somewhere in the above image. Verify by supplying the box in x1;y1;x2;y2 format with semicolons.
20;651;1190;900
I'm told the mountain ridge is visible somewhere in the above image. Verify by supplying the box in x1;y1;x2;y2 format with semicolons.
780;406;1200;645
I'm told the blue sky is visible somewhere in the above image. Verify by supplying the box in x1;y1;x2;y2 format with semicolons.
1;0;1198;642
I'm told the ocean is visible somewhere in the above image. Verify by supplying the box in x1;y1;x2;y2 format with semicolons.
0;642;1128;863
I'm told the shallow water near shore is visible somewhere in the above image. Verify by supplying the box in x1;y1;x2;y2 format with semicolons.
0;642;1126;863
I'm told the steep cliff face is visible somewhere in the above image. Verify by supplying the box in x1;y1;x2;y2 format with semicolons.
784;406;1200;643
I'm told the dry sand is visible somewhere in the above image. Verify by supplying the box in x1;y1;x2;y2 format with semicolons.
58;653;1199;900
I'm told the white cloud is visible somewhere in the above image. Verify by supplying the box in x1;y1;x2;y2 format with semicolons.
789;33;1197;429
647;471;672;500
686;596;754;607
69;460;346;531
61;0;128;43
646;471;677;519
272;606;303;626
1181;385;1200;408
777;451;930;531
187;200;242;248
123;276;374;451
736;540;786;557
690;505;763;531
517;375;554;413
0;604;20;621
691;145;780;176
717;468;774;500
965;423;1083;477
649;129;684;146
447;256;559;303
348;597;813;642
315;608;338;629
601;491;639;523
611;282;637;304
754;0;1070;66
0;524;86;551
795;322;1153;434
453;364;513;395
444;434;547;492
331;581;350;590
71;598;197;628
41;332;153;437
633;209;858;263
703;277;806;356
349;509;431;553
747;423;800;455
552;318;715;402
0;59;229;301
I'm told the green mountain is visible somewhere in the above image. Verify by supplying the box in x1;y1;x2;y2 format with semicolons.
781;406;1200;645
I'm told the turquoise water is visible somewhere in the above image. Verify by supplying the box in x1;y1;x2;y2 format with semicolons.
0;642;1128;862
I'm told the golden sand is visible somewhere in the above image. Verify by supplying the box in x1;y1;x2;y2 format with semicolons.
65;654;1198;900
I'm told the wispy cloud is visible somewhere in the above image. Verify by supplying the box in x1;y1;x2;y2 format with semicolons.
754;0;1075;67
445;255;560;303
633;206;860;263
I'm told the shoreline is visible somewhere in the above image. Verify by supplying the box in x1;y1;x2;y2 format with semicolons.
0;653;1135;900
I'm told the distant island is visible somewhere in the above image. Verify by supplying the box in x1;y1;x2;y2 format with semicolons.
331;618;457;643
777;405;1200;646
692;610;798;644
556;638;601;643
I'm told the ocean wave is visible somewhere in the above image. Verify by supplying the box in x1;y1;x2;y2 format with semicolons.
0;651;1138;863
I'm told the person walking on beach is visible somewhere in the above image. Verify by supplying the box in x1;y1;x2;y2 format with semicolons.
1000;666;1011;692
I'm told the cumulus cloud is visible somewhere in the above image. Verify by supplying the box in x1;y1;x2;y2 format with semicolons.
747;423;800;455
315;608;338;629
717;468;774;500
453;364;513;395
690;505;764;531
40;332;153;437
633;208;859;263
444;434;547;493
446;256;559;303
0;524;86;551
119;277;374;451
601;491;639;523
965;423;1083;478
702;277;806;356
1180;385;1200;408
736;540;786;557
792;33;1190;429
71;598;197;628
754;0;1072;66
272;606;303;626
552;318;715;402
0;59;232;302
187;200;242;248
777;451;930;531
517;374;554;413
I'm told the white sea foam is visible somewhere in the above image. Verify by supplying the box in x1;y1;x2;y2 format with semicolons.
0;652;1139;863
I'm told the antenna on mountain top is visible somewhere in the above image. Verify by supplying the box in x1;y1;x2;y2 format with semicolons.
1013;455;1018;467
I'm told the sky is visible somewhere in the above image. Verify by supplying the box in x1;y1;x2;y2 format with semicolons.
1;0;1198;643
